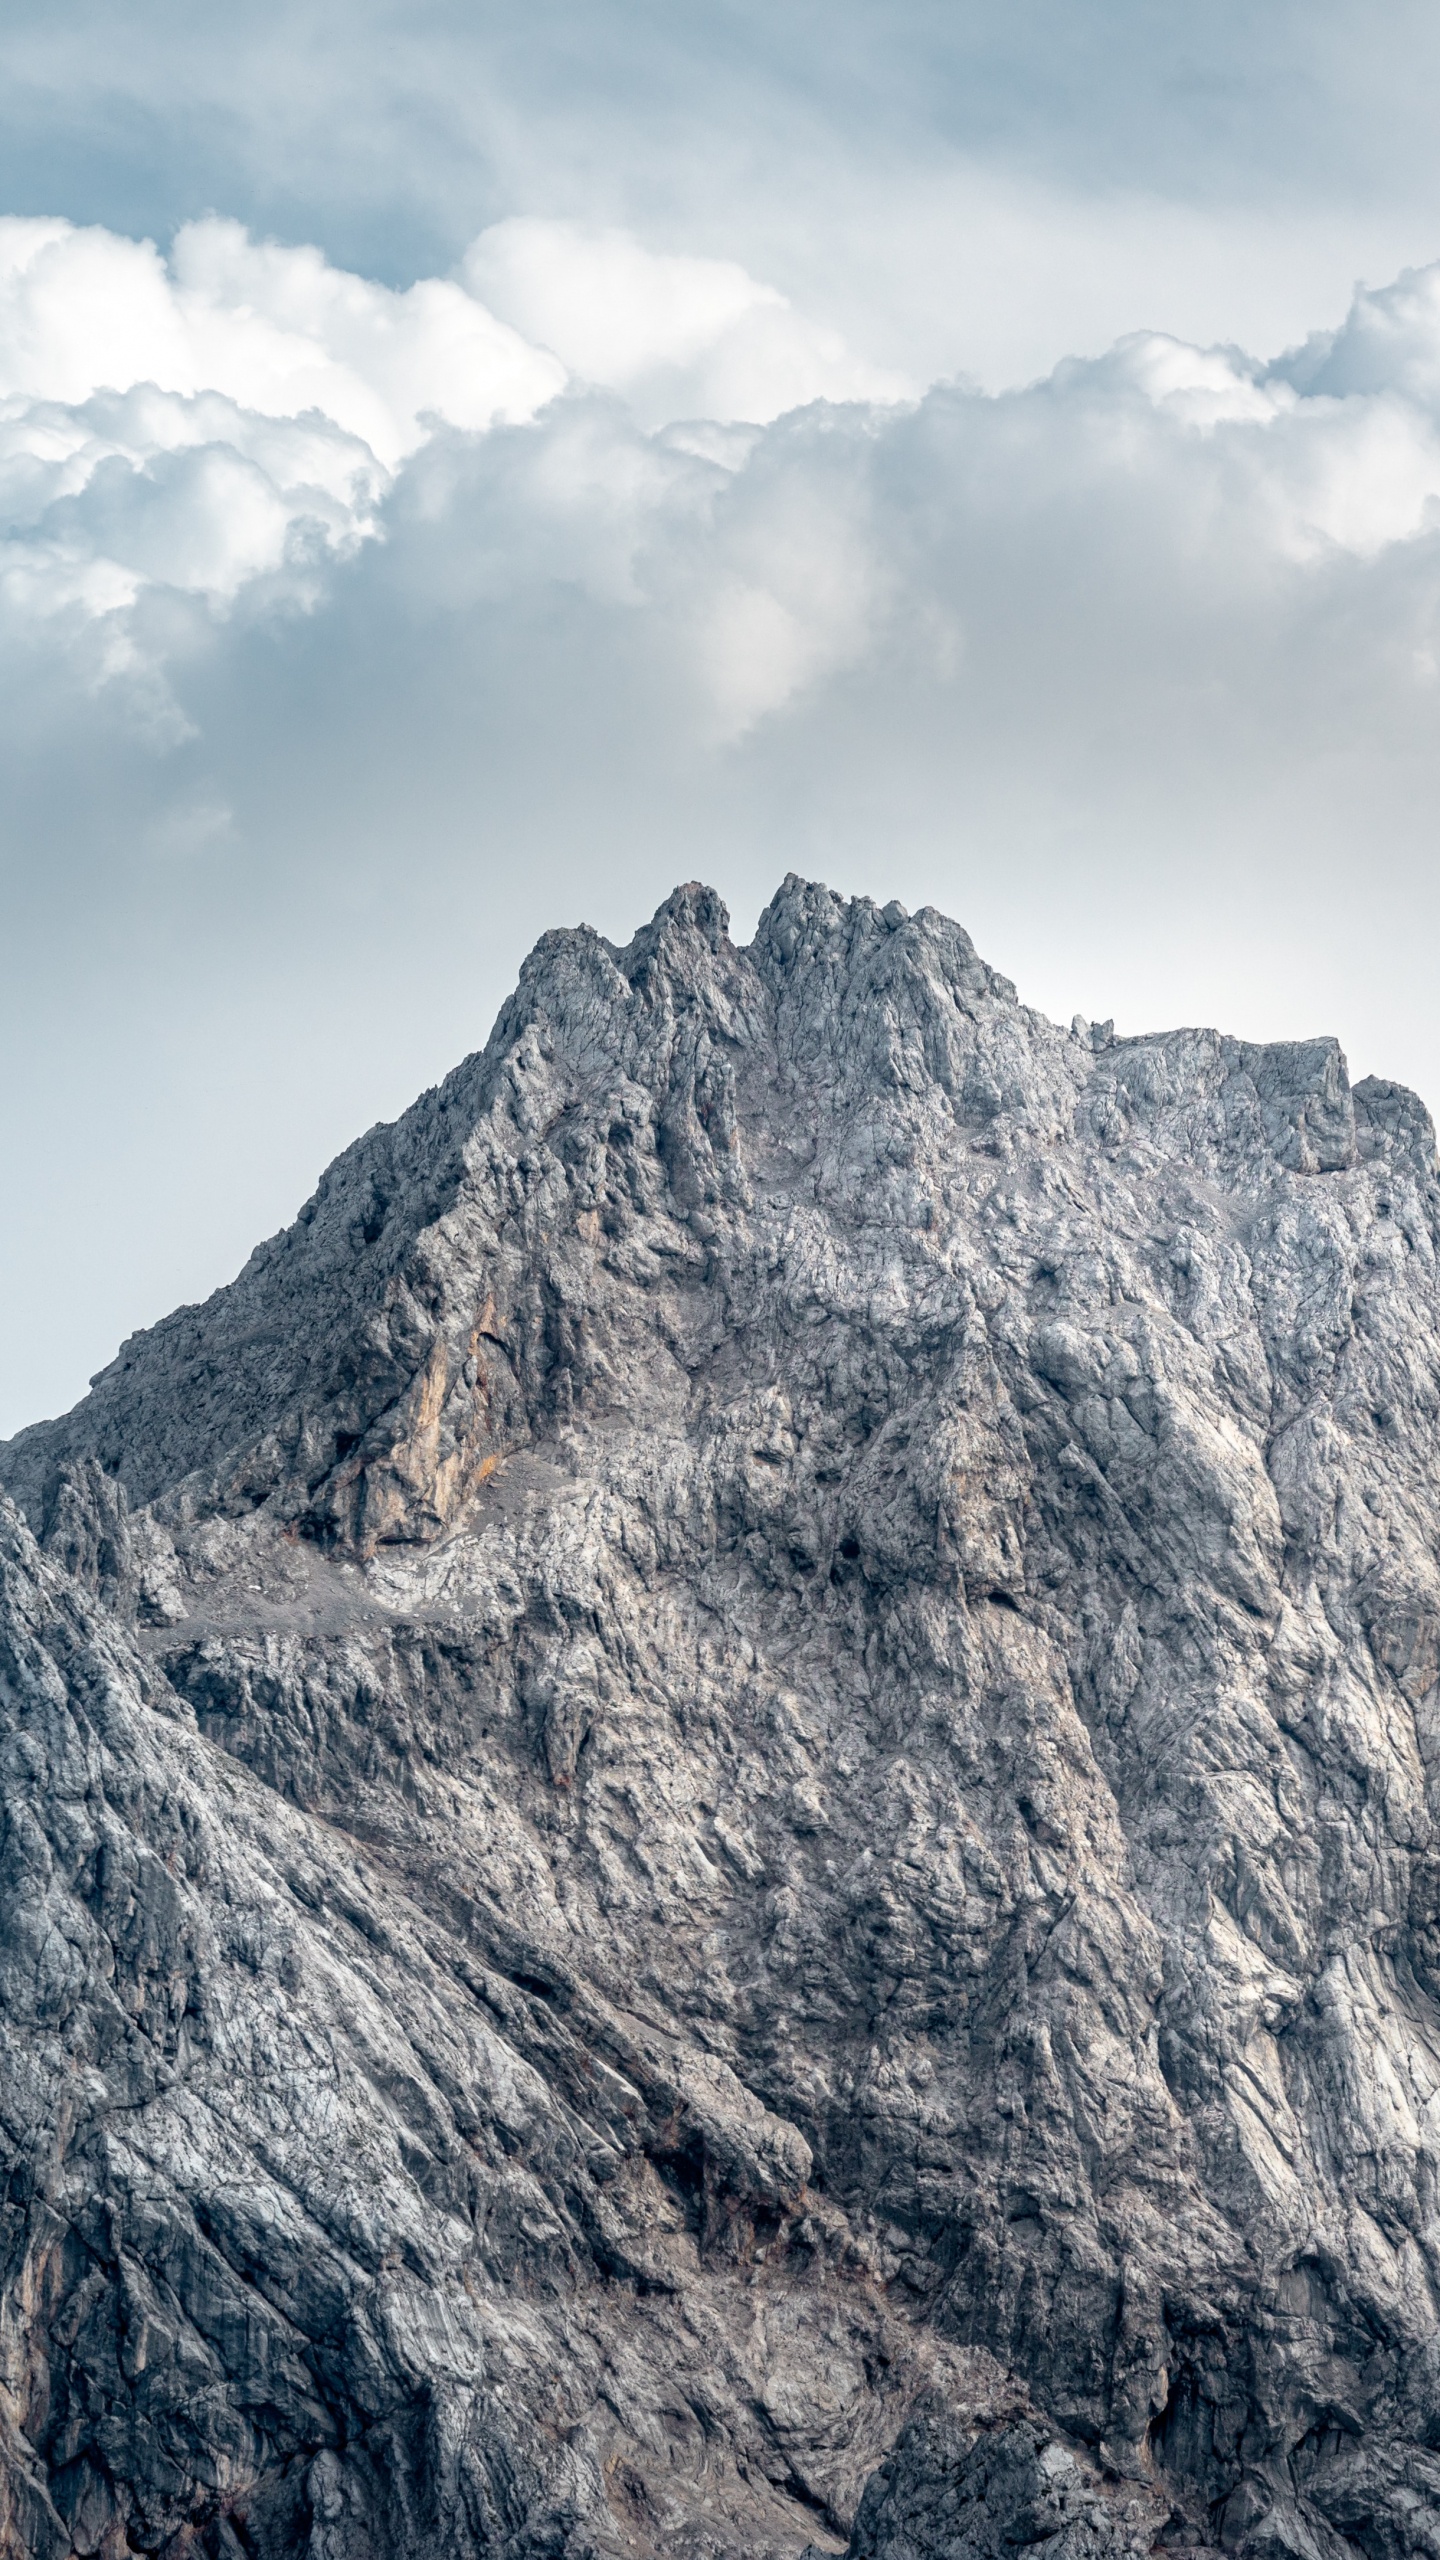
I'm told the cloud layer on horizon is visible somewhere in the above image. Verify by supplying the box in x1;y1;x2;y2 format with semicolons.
11;215;1440;741
9;0;1440;398
0;214;913;728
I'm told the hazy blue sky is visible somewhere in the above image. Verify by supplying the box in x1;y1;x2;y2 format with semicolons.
8;1;1440;1432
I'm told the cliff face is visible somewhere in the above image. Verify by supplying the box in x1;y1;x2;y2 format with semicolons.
5;875;1440;2560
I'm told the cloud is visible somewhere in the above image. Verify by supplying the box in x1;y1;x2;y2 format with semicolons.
0;217;564;458
463;219;911;425
349;271;1440;741
0;216;567;744
0;211;912;745
12;0;1440;417
6;214;1440;705
6;217;1440;786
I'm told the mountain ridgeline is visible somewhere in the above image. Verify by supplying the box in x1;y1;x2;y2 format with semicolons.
3;876;1440;2560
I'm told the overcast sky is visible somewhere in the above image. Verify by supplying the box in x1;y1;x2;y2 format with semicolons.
8;1;1440;1434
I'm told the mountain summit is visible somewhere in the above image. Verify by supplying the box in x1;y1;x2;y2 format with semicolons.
3;876;1440;2560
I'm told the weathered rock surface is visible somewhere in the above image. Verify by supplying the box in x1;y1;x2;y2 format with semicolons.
835;2407;1170;2560
5;874;1440;2557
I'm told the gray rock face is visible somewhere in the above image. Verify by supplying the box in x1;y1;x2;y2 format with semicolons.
5;874;1440;2557
839;2409;1168;2560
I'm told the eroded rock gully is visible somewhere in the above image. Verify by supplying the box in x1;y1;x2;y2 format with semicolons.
3;876;1440;2558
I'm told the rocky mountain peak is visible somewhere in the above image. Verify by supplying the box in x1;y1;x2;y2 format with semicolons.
4;879;1440;2560
0;876;1040;1562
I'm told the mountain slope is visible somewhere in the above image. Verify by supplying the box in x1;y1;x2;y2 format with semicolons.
5;875;1440;2559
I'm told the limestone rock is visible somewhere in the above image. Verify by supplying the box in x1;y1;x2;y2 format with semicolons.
4;873;1440;2556
839;2409;1170;2560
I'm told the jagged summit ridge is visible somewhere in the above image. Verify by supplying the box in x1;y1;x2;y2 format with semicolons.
3;877;1019;1536
5;874;1420;1553
3;877;1440;2560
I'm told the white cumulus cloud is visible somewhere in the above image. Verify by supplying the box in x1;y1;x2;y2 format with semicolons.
0;216;565;459
0;213;575;707
0;210;912;707
10;213;1440;754
462;218;912;426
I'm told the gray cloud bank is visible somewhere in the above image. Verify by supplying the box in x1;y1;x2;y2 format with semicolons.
8;217;1440;1431
6;0;1440;389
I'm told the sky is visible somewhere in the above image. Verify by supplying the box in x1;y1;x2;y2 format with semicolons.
8;3;1440;1433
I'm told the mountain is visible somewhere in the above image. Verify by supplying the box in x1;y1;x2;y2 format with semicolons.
3;874;1440;2560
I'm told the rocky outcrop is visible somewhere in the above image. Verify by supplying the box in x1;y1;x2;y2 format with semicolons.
837;2408;1170;2560
5;874;1440;2558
